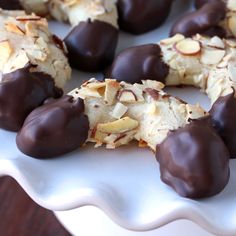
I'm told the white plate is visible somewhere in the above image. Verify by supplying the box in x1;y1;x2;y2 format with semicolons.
1;1;236;235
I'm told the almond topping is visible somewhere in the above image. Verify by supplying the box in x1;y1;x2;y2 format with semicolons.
97;117;139;134
118;89;137;103
200;49;225;65
0;40;12;64
207;36;225;49
111;102;128;119
104;79;120;105
160;34;185;45
175;39;201;56
5;22;24;35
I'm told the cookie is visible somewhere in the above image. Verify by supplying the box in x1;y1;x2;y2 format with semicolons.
107;34;236;157
0;10;71;131
16;78;230;199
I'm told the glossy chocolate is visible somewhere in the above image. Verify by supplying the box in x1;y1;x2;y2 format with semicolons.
210;92;236;158
170;2;226;37
117;0;173;34
107;44;169;84
0;0;23;10
64;20;119;72
194;0;222;9
157;118;230;199
0;67;62;132
16;96;89;159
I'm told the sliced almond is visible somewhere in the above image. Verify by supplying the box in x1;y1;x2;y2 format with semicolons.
94;130;107;142
228;16;236;37
0;40;12;64
104;79;120;105
147;103;157;115
4;50;29;73
86;81;106;90
226;39;236;48
175;39;201;56
160;34;185;45
228;64;236;82
228;0;236;11
111;102;128;119
16;15;41;21
207;36;225;49
97;117;138;134
141;80;165;90
200;49;225;65
5;22;24;35
75;87;101;99
118;89;137;103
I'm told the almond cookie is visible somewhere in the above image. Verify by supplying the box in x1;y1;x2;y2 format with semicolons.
0;10;71;131
16;78;230;199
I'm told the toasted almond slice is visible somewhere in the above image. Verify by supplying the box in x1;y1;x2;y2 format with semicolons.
76;87;101;99
228;0;236;11
200;49;225;65
97;117;139;134
4;50;29;73
228;16;236;37
207;36;225;49
175;39;201;56
111;102;128;119
16;15;41;21
160;34;185;45
5;22;24;35
226;39;236;48
94;130;107;142
104;79;120;105
141;80;165;90
118;89;137;102
86;81;106;90
0;40;12;64
147;103;157;115
228;64;236;82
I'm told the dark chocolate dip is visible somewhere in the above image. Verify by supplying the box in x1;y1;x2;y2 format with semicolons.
157;118;230;199
64;20;118;72
16;96;89;159
117;0;173;34
0;67;62;132
0;0;23;10
170;2;226;38
210;92;236;158
107;44;169;84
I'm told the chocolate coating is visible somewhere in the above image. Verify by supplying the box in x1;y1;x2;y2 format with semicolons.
16;96;89;159
117;0;173;34
0;67;62;132
194;0;222;9
170;2;226;37
210;92;236;158
157;118;230;199
107;44;169;84
64;20;119;72
0;0;23;10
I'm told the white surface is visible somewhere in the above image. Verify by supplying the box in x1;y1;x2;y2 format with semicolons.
55;206;214;236
0;1;235;235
